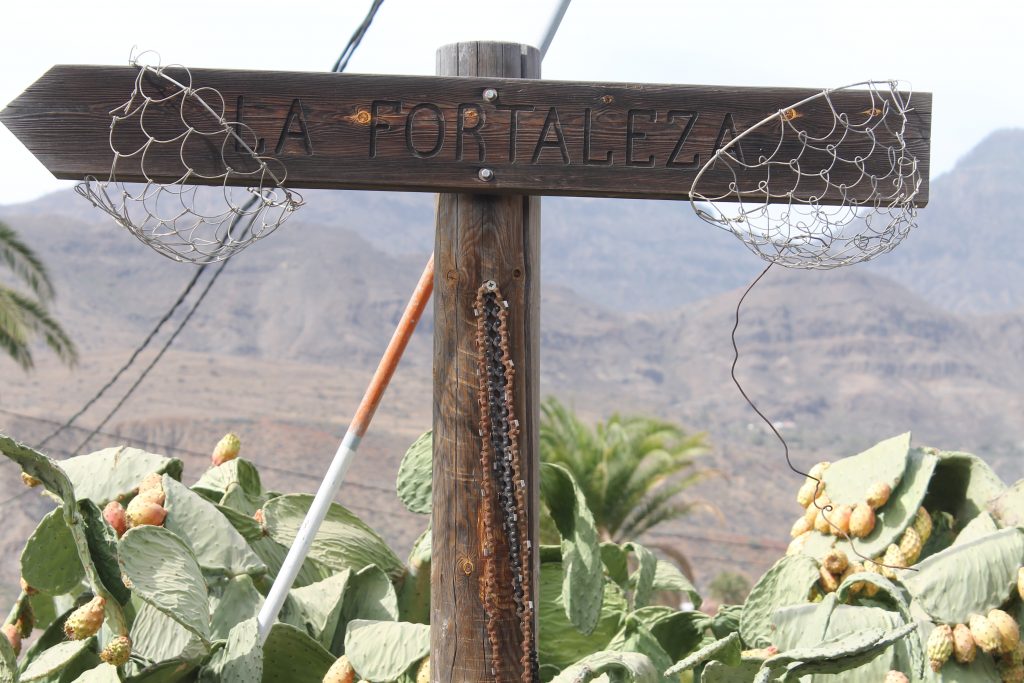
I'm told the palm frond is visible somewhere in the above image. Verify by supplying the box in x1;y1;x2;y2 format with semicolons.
0;303;33;369
0;287;78;366
0;221;55;303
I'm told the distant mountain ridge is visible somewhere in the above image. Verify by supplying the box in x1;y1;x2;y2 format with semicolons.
9;129;1023;316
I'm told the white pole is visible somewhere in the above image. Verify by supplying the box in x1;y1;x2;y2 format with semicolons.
256;256;434;643
538;0;573;60
256;430;360;642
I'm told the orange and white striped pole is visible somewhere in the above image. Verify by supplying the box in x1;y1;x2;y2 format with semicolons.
257;254;434;642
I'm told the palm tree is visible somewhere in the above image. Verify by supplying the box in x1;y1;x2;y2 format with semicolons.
539;397;716;543
0;221;77;370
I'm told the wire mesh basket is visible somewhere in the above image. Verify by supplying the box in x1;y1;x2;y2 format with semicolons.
689;80;922;270
75;51;303;264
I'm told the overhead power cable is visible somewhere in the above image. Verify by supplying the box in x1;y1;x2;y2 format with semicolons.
72;263;228;452
36;259;205;449
1;406;397;496
333;0;385;72
37;0;387;453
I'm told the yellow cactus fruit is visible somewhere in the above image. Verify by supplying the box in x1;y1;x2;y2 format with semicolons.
415;656;430;683
1010;642;1024;666
137;473;165;505
969;613;1002;655
829;504;853;537
822;549;849;575
899;525;923;565
839;561;865;594
138;472;163;493
323;655;356;683
797;478;819;508
849;502;876;538
1018;567;1024;602
100;635;132;667
819;565;839;593
927;624;954;672
953;623;977;664
64;596;106;640
865;481;892;510
860;560;882;597
811;493;834;533
989;609;1021;654
212;433;242;466
791;516;812;538
881;544;908;580
803;501;820;527
883;672;909;683
808;461;831;479
125;496;167;528
787;531;812;556
914;507;933;543
814;508;833;534
998;659;1024;683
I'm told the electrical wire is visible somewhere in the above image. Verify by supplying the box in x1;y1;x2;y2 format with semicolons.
36;0;388;453
332;0;385;73
72;262;229;452
36;269;204;449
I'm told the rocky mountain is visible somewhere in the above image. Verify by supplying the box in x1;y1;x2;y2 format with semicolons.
0;129;1021;591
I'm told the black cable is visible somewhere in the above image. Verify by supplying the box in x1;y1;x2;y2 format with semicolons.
729;263;799;474
38;0;387;453
36;268;205;449
72;260;230;453
729;263;913;571
332;0;385;73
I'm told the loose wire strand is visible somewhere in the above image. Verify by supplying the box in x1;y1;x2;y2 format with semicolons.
730;264;914;573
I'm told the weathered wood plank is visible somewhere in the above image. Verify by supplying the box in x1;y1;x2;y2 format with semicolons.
0;65;931;204
432;42;541;683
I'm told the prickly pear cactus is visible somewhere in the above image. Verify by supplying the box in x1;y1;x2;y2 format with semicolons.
3;427;1023;683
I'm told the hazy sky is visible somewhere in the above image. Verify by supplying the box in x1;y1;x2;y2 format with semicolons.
0;0;1020;205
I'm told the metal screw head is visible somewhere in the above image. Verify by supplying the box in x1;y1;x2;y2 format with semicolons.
482;87;498;102
478;168;495;182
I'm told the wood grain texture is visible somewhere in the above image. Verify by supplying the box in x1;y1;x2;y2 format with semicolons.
0;65;931;204
432;42;541;683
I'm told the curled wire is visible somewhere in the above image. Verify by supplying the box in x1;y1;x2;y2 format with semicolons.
731;264;915;573
75;49;303;264
692;80;921;271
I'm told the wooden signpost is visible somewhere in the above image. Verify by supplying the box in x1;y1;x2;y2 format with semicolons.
0;42;932;683
0;63;931;203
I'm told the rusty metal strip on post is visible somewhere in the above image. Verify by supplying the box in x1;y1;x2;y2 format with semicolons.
474;280;538;683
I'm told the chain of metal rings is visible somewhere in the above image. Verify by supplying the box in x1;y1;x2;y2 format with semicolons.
474;281;538;683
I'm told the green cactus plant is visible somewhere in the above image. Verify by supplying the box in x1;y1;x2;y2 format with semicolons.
3;427;1023;683
395;431;432;516
344;620;430;681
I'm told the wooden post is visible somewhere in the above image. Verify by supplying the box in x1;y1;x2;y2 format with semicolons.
432;42;541;683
